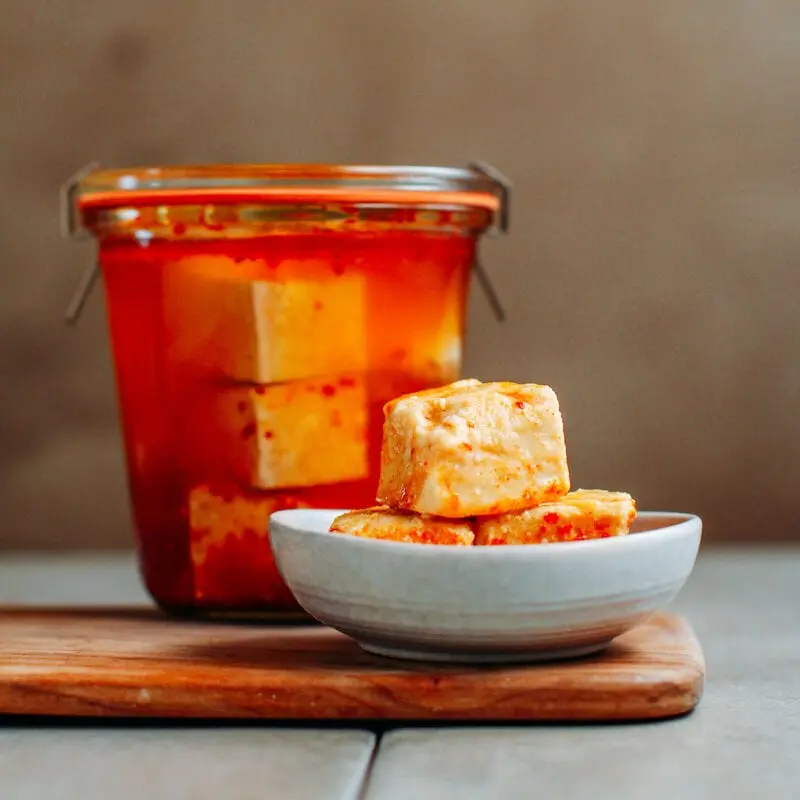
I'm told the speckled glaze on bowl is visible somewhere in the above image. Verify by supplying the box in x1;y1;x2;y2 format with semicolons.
269;509;702;664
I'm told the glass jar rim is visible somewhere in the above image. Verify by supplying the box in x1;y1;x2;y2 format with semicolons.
72;163;504;213
61;162;510;324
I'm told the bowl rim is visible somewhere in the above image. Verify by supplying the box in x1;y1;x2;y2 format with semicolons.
269;508;702;557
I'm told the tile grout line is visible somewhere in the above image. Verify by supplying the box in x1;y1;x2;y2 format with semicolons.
355;730;385;800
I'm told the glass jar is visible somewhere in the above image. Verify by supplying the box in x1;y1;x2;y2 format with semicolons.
67;163;506;617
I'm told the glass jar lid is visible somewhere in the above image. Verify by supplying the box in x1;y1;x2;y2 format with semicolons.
64;162;510;239
61;161;510;325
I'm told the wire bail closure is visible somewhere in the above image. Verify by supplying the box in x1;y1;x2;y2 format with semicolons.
61;160;511;325
61;162;101;325
468;160;510;321
468;160;511;236
60;161;100;242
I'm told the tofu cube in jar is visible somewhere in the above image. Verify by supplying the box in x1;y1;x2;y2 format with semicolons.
189;484;309;605
164;258;367;383
183;374;370;491
367;250;466;388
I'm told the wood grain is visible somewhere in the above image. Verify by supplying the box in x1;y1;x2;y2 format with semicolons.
0;609;704;721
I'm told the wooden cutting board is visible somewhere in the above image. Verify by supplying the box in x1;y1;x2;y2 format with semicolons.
0;608;704;722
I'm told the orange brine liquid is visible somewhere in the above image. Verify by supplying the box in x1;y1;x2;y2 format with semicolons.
100;228;473;614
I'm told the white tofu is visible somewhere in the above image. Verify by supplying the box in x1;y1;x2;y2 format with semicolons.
187;373;369;490
164;257;366;383
330;506;475;546
188;484;308;604
474;489;637;545
377;379;570;517
367;257;466;385
189;484;308;566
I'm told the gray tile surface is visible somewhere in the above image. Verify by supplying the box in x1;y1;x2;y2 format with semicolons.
0;729;376;800
0;552;147;606
364;549;800;800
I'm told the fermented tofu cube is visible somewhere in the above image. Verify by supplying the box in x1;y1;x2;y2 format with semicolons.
474;490;637;545
188;484;309;604
376;314;464;387
377;380;570;517
200;374;369;490
165;259;366;383
367;253;467;385
330;506;475;546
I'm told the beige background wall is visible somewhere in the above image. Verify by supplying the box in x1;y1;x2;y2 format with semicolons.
1;1;798;548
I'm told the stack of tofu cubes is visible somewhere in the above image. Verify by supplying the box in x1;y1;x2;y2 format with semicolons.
165;259;371;599
331;379;636;545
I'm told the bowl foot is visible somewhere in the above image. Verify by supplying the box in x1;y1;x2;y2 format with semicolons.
358;639;611;664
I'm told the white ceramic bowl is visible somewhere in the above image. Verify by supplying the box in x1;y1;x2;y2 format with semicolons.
269;509;702;664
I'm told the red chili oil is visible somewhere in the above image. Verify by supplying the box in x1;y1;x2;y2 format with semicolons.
72;165;500;617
